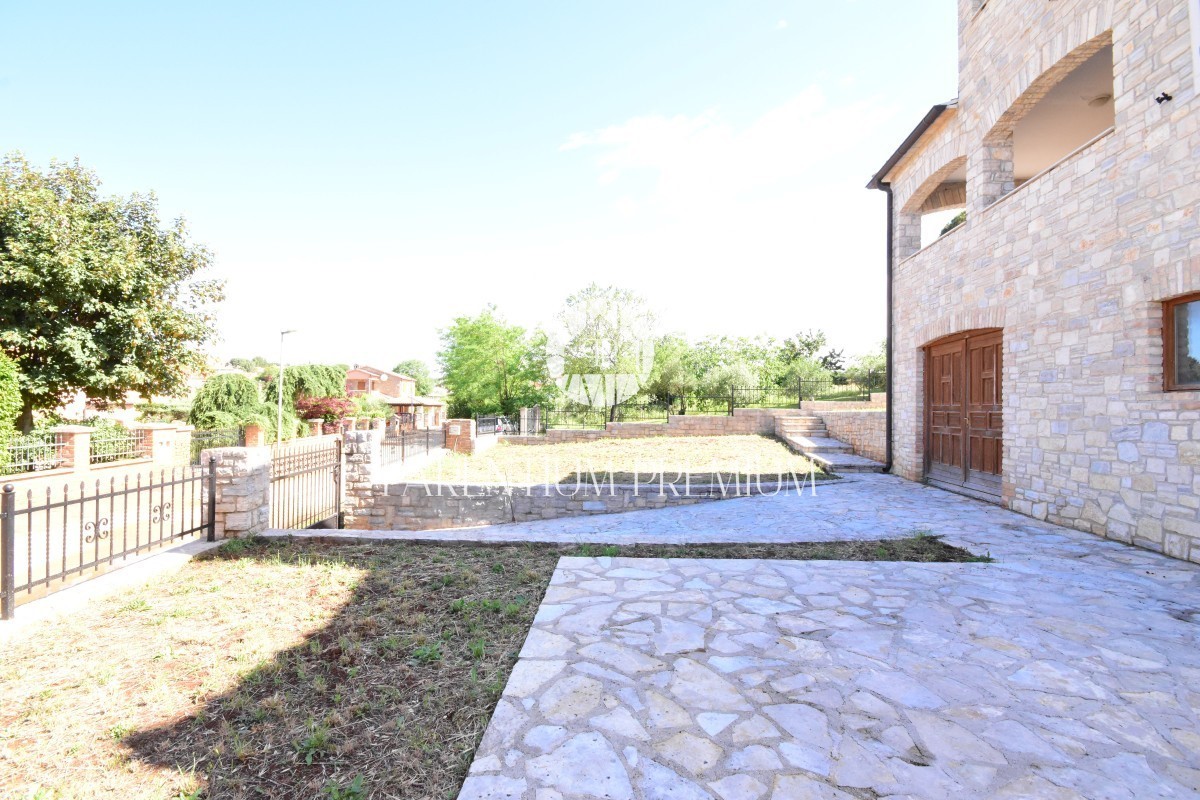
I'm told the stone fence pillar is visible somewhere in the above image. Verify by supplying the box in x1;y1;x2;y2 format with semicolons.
306;419;322;437
342;429;383;530
131;422;178;466
444;419;477;455
201;447;271;540
50;425;93;471
243;424;267;448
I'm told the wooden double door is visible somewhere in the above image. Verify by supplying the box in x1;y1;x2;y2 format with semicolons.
925;330;1003;502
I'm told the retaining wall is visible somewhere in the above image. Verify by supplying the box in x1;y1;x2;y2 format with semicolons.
357;479;809;531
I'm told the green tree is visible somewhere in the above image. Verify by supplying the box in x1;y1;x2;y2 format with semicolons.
438;307;553;417
554;285;656;409
0;352;20;433
190;373;303;439
0;154;222;431
392;359;435;395
643;334;697;401
228;356;271;374
261;364;347;407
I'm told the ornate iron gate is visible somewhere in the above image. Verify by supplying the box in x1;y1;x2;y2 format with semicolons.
1;461;216;619
269;437;342;530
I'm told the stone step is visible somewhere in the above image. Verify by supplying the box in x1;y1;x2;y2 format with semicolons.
785;436;853;454
804;451;887;473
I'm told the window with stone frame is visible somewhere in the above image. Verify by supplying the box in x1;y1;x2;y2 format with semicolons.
1165;292;1200;392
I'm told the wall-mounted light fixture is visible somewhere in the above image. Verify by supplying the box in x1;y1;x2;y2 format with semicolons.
1155;92;1174;104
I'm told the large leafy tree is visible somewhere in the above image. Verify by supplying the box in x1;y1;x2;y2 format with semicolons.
554;284;656;409
438;307;553;417
392;359;435;395
0;154;222;431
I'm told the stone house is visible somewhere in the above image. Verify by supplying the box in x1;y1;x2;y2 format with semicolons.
868;0;1200;562
345;365;446;429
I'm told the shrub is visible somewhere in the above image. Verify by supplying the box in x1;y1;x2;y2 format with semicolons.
352;394;393;419
295;396;354;423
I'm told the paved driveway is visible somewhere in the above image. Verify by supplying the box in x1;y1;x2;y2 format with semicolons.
458;475;1200;799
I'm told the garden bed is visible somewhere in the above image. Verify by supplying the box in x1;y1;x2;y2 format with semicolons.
0;535;983;799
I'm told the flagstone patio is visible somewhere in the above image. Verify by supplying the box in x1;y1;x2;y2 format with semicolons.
456;475;1200;799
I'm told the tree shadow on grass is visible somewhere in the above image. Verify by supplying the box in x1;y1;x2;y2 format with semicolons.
125;538;558;800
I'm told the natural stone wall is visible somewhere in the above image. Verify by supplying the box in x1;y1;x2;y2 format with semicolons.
359;480;807;531
812;410;887;464
201;447;271;540
882;0;1200;562
800;398;886;412
534;409;807;444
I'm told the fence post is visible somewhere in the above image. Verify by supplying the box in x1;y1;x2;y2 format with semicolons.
206;458;217;542
729;388;735;416
2;484;15;619
797;377;802;409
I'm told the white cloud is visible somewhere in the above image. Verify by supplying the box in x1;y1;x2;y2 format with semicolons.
561;87;890;224
775;19;789;30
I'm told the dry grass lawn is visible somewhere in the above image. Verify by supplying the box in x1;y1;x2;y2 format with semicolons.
408;434;825;485
0;535;984;799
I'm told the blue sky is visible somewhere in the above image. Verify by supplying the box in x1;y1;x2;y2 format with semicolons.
1;2;958;371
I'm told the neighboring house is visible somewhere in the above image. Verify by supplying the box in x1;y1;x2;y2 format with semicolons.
869;0;1199;563
345;365;446;429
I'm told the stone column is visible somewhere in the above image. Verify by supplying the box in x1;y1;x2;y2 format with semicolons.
175;425;194;465
972;133;1015;212
306;419;322;437
50;425;93;472
444;419;477;455
132;423;178;466
342;429;383;530
894;211;923;261
243;424;267;448
201;447;271;539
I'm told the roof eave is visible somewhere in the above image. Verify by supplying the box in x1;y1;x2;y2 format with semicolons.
867;101;957;191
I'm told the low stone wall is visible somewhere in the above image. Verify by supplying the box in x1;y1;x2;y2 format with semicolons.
201;446;271;540
812;410;887;464
357;479;807;531
538;409;807;444
800;397;886;412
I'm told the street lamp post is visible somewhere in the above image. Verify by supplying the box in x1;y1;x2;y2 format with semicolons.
277;329;296;444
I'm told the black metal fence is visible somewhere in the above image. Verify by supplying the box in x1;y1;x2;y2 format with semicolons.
1;432;67;476
475;415;500;435
1;462;216;619
269;437;342;530
381;428;447;471
90;428;147;465
186;427;245;465
539;371;886;430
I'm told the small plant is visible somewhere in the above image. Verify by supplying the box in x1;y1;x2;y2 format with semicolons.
293;721;332;765
481;599;502;614
109;722;132;740
118;597;150;613
449;598;467;613
376;635;401;656
323;775;366;800
468;638;486;660
412;642;442;663
601;545;620;557
490;563;505;574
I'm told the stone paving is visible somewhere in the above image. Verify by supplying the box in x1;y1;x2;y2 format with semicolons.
457;475;1200;800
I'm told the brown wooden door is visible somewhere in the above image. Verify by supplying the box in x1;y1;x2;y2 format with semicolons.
925;331;1003;501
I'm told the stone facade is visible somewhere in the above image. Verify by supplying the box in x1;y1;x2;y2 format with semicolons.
876;0;1200;561
200;447;271;540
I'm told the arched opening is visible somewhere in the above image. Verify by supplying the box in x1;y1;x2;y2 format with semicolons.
923;329;1003;502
